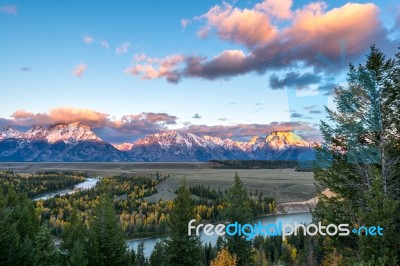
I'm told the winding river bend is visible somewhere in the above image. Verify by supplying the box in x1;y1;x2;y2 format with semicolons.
127;212;313;258
32;177;99;201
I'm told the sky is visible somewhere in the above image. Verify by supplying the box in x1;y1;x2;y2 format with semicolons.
0;0;399;143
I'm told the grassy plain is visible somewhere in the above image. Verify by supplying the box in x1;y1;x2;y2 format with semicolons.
0;162;315;203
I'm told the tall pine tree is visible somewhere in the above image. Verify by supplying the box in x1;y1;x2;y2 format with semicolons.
224;173;253;266
314;45;400;265
164;179;203;266
87;194;129;266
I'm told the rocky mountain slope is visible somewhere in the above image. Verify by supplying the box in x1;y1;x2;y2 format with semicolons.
0;123;315;162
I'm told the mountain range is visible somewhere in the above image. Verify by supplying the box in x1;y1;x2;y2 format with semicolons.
0;122;315;162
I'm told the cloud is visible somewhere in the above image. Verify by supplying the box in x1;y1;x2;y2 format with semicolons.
10;108;110;128
192;113;202;119
125;54;185;83
101;40;109;48
196;2;277;47
119;113;177;126
269;71;321;89
290;112;305;118
255;0;293;20
127;1;393;83
0;108;320;143
290;112;312;119
218;118;229;121
303;105;317;110
256;103;263;106
20;67;31;72
73;63;87;78
182;121;317;140
83;36;94;44
317;82;337;95
134;53;147;62
116;42;131;55
0;108;179;142
309;110;322;114
0;5;17;15
181;19;191;28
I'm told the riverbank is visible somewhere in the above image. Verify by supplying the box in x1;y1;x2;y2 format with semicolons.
276;188;333;214
125;192;330;242
127;212;313;258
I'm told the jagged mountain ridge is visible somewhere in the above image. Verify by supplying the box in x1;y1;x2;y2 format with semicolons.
126;130;313;161
0;123;125;162
0;122;101;143
0;123;315;162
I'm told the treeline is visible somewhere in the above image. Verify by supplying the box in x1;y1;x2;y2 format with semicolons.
189;184;276;221
0;171;86;198
210;160;302;169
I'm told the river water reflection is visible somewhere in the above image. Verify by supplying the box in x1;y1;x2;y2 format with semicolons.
127;212;313;258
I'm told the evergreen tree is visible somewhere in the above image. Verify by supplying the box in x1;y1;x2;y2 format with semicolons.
18;236;35;266
33;224;60;266
0;189;38;265
128;249;136;266
68;241;88;266
314;45;400;264
0;213;20;265
164;179;203;266
87;194;129;266
224;173;253;266
61;208;88;257
149;241;165;266
136;241;145;266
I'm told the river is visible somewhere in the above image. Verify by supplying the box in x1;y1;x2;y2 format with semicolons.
127;212;313;258
32;177;99;201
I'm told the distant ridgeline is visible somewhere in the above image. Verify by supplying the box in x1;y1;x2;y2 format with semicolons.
0;123;315;162
209;160;314;171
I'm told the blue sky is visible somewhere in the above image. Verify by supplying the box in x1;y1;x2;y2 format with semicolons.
0;0;398;143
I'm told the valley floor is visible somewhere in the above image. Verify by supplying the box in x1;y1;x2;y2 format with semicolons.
0;162;315;203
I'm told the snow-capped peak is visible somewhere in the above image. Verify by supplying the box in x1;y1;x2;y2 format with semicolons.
113;142;134;151
45;123;101;143
265;131;309;149
23;122;102;143
135;131;210;149
0;126;23;140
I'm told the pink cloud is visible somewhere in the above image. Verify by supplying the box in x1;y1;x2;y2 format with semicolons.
126;54;185;83
133;53;147;62
6;108;178;135
182;121;318;140
116;42;131;55
11;108;109;128
255;0;293;20
1;108;320;142
83;36;94;44
127;1;393;83
198;2;277;47
0;5;17;15
181;19;191;28
73;63;87;78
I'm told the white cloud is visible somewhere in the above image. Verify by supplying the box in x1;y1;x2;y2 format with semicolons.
116;42;131;55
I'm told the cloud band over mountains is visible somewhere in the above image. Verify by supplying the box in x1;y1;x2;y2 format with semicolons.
0;107;319;143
